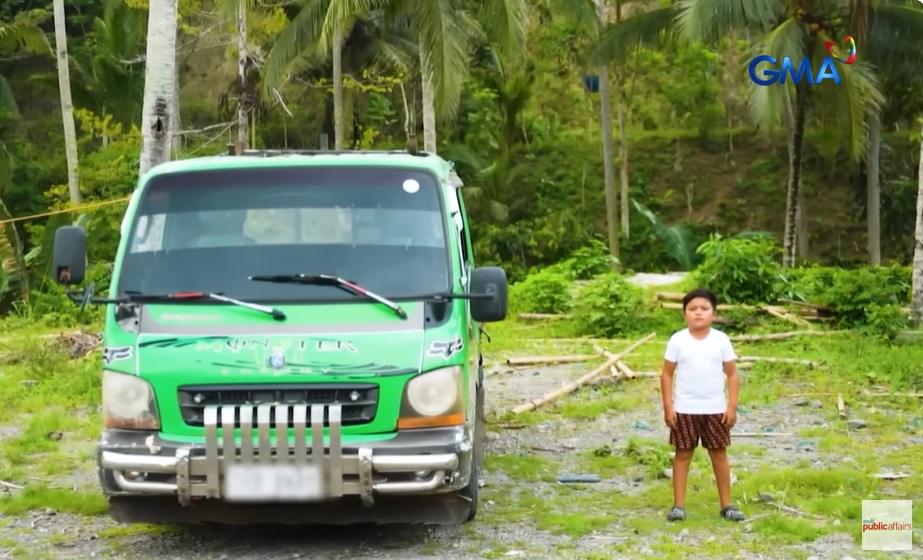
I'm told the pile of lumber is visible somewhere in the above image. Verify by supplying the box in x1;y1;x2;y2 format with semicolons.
655;292;833;328
511;333;657;414
507;332;826;415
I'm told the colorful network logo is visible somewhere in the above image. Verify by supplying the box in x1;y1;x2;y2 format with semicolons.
824;35;856;64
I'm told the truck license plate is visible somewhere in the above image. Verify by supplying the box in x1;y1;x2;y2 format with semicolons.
224;464;324;502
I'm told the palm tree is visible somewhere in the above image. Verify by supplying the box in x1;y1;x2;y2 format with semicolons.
595;0;885;267
845;0;923;265
542;0;634;268
70;0;146;129
261;0;524;154
138;0;178;176
53;0;82;204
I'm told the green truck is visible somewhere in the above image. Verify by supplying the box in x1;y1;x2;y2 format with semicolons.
50;147;508;525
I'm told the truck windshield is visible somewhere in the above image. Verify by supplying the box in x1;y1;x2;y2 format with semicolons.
118;165;450;302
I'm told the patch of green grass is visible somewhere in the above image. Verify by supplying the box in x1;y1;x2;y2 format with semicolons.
480;430;919;554
0;335;100;425
486;454;561;482
1;410;81;465
0;331;103;511
735;333;923;390
558;384;648;420
0;485;107;516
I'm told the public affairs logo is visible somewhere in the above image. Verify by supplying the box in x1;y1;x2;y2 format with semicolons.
861;500;913;551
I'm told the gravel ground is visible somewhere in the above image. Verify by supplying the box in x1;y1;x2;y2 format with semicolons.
1;357;918;559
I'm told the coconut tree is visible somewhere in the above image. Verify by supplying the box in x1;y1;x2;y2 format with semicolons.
844;0;923;265
261;4;413;149
53;0;82;204
262;0;524;154
541;0;622;267
594;0;885;267
213;0;258;149
682;1;890;268
138;0;178;176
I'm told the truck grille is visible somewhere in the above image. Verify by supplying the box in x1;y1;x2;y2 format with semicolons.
177;384;378;427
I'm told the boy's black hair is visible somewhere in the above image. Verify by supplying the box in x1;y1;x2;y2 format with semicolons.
682;288;718;311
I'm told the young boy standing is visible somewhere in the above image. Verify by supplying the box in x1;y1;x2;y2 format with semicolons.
660;288;745;522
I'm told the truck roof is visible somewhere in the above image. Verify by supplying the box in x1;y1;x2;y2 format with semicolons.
142;149;453;182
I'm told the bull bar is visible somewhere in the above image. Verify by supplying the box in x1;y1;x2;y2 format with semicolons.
99;403;464;507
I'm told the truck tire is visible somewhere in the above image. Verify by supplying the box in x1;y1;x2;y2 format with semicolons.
458;363;485;521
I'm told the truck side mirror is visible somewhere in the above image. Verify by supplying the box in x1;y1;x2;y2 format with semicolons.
470;267;508;323
51;226;87;285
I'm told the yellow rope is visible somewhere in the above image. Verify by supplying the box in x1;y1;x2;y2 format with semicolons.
0;196;132;225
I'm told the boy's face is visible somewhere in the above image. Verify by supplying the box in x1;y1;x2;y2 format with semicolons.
683;297;715;328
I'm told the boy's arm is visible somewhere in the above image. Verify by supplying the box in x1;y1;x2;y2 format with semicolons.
723;359;739;411
661;336;679;412
723;338;739;411
661;360;677;412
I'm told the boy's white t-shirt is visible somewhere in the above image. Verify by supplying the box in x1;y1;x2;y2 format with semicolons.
664;328;737;414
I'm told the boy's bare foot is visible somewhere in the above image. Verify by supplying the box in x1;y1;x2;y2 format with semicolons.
720;505;745;521
667;506;686;521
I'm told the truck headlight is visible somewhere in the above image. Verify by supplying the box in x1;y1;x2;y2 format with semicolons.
398;366;464;429
102;370;160;430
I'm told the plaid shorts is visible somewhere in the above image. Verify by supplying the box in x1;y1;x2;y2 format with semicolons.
669;413;731;450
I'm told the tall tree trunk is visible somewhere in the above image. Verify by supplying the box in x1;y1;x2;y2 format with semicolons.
596;0;619;268
783;79;807;268
53;0;81;204
171;51;182;154
911;120;923;325
867;108;881;265
419;44;437;154
139;0;178;176
797;187;808;259
332;27;344;150
615;71;629;239
615;0;629;238
236;0;249;148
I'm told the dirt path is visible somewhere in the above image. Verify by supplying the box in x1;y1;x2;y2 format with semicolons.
0;348;913;559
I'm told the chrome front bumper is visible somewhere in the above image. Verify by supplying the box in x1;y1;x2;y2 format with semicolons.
98;403;469;507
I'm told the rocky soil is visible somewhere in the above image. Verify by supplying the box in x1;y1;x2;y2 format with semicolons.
1;347;918;559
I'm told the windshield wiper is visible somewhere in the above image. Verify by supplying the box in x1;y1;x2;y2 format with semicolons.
122;291;287;321
248;274;408;320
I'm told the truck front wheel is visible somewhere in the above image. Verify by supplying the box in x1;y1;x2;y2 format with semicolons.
458;364;485;521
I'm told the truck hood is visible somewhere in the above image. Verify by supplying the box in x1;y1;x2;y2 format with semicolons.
103;301;452;381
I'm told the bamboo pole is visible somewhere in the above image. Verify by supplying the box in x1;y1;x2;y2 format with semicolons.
505;355;597;366
511;333;656;414
517;313;572;320
730;330;847;342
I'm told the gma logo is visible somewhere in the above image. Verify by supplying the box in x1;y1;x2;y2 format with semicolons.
748;56;843;86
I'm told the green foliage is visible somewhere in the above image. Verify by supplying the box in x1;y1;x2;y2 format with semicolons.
508;268;573;314
552;239;614;280
0;0;921;323
690;234;785;304
571;272;649;338
630;199;700;270
788;265;912;338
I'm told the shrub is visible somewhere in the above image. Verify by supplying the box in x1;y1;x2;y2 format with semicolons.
508;268;574;314
690;234;784;304
572;272;649;337
555;239;617;280
813;267;909;337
